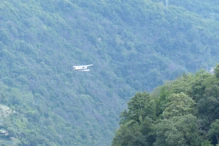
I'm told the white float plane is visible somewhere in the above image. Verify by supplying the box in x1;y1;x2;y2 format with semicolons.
73;64;93;71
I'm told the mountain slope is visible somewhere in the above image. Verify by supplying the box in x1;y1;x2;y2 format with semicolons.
1;0;219;145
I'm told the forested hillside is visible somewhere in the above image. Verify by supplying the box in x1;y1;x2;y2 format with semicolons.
112;65;219;146
1;0;219;145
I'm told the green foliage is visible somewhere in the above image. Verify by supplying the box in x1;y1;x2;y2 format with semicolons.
162;92;195;118
113;92;155;146
1;0;219;145
154;115;201;146
120;92;155;124
113;64;219;146
208;119;219;144
214;64;219;78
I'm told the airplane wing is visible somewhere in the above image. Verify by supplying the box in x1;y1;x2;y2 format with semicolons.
85;64;93;67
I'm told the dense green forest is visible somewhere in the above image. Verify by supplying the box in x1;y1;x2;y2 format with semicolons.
1;0;219;145
112;65;219;146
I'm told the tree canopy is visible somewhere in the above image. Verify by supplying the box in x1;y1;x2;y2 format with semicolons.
112;65;219;146
1;0;219;145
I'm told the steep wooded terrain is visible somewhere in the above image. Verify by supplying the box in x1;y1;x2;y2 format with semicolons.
112;65;219;146
0;0;219;145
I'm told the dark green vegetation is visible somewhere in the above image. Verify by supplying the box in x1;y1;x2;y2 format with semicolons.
112;65;219;146
1;0;219;145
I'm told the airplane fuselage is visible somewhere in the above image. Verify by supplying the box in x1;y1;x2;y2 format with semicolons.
73;64;93;71
73;66;88;70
